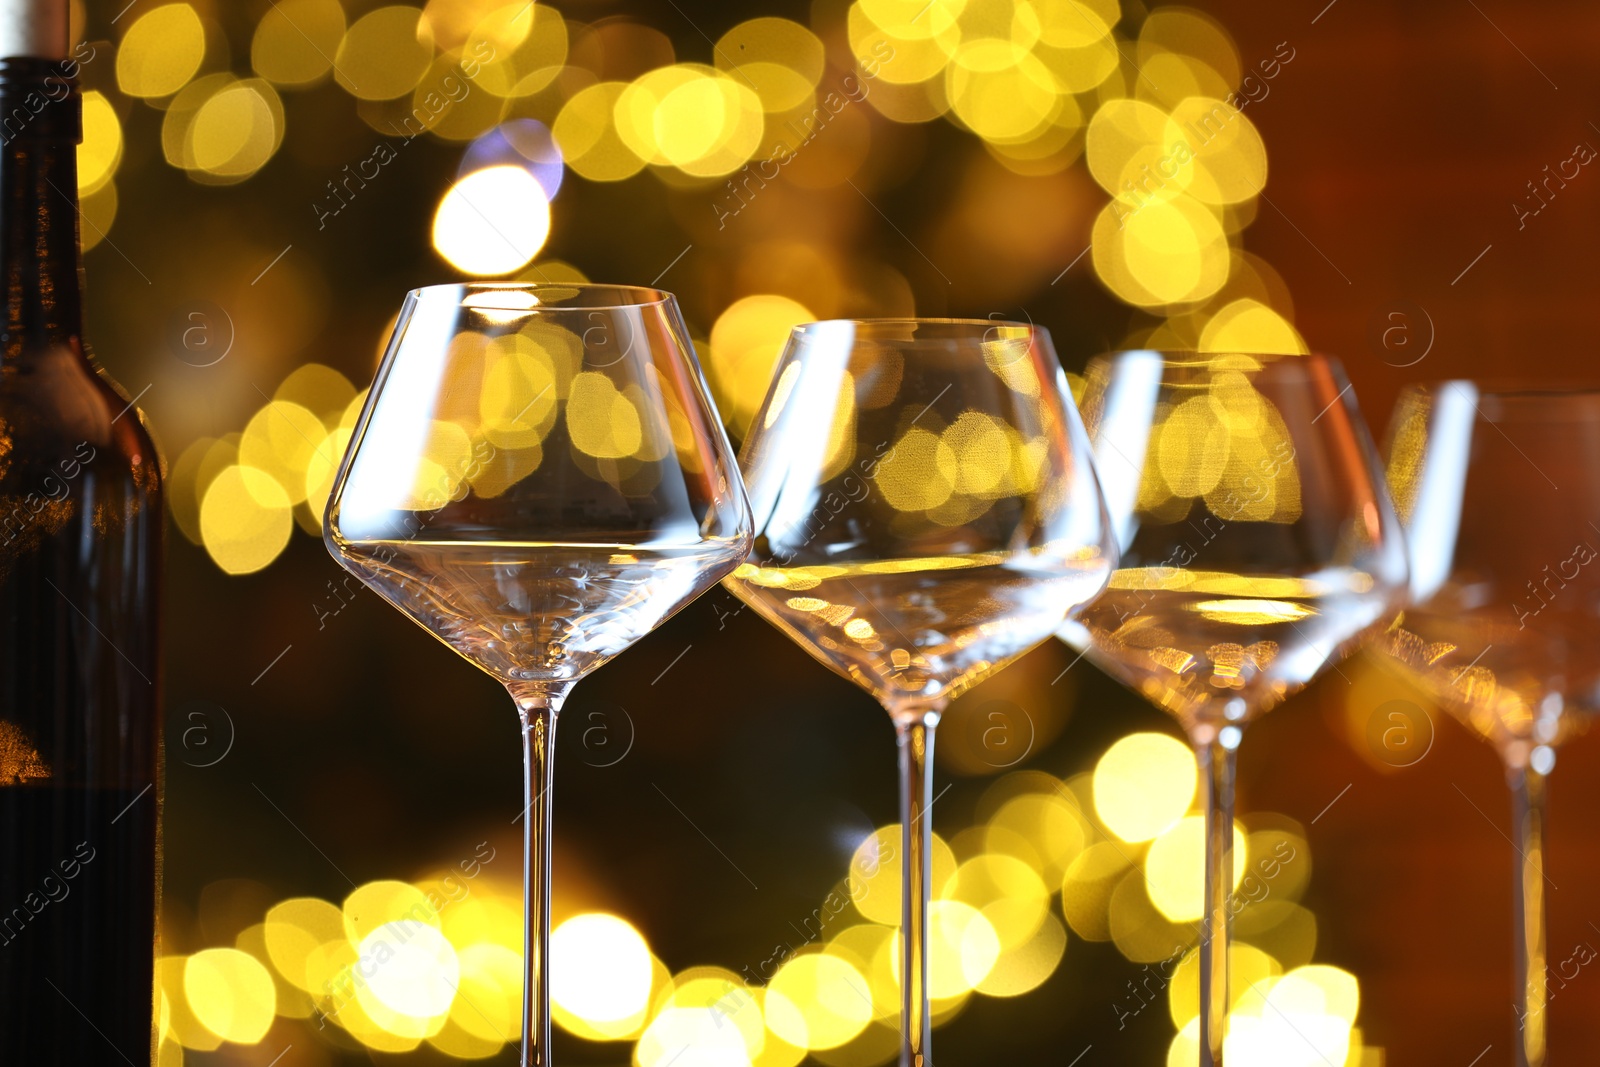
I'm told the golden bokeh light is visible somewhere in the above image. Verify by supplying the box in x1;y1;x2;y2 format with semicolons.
614;64;765;178
848;825;957;926
974;913;1067;998
336;5;437;101
1199;298;1308;354
466;2;569;99
81;179;117;252
199;466;293;576
553;81;649;182
707;295;814;437
1143;815;1247;922
264;897;346;992
922;898;1000;998
186;79;286;183
716;18;825;113
1168;941;1281;1028
238;400;327;507
184;948;277;1044
765;952;874;1050
78;91;121;195
252;0;346;87
1092;731;1197;842
116;3;206;98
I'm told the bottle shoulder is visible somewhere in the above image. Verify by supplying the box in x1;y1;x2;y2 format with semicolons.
0;340;161;498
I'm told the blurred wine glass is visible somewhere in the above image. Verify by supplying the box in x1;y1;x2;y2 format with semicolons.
1381;383;1600;1067
324;283;752;1067
1061;350;1407;1065
724;318;1116;1067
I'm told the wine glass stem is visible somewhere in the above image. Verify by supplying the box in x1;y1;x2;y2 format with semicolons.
896;714;938;1067
1197;737;1237;1067
1511;763;1548;1067
513;684;567;1067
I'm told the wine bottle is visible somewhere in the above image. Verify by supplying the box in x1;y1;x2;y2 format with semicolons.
0;2;162;1063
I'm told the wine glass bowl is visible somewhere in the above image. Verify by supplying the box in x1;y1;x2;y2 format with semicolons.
1061;349;1407;1065
324;282;752;1067
725;318;1115;1065
1383;384;1600;758
327;283;751;688
1065;351;1408;734
730;318;1117;718
1379;382;1600;1067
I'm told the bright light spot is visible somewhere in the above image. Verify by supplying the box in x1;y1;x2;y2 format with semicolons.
1187;598;1316;624
263;896;345;992
844;618;876;640
1092;732;1197;842
304;427;351;517
344;881;440;944
948;853;1048;950
276;363;358;424
848;825;957;926
1214;967;1360;1066
359;921;460;1018
239;400;325;505
550;914;654;1025
1200;298;1308;355
658;970;766;1058
638;1005;752;1066
199;466;292;575
715;18;825;111
184;948;276;1044
566;371;642;459
441;942;521;1049
116;4;205;98
875;427;958;512
160;956;222;1050
78;91;122;194
974;913;1067;998
432;165;551;276
707;296;813;437
1144;815;1247;922
988;791;1086;879
1169;942;1282;1028
81;181;117;252
923;899;1000;997
552;81;646;182
765;953;873;1050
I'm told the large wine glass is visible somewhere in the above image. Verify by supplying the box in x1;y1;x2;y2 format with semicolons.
323;283;752;1067
1060;350;1408;1065
724;318;1116;1066
1380;383;1600;1067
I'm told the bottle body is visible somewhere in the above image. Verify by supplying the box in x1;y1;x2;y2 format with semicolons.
0;55;162;1065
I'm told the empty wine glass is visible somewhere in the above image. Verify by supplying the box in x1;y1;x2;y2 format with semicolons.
724;318;1116;1066
1380;383;1600;1067
324;283;752;1067
1060;350;1407;1065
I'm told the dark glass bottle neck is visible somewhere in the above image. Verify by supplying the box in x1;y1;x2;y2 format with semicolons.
0;56;83;356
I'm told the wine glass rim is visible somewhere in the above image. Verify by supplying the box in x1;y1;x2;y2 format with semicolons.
407;281;675;310
1401;378;1600;401
1087;349;1351;379
1092;348;1332;363
791;316;1043;334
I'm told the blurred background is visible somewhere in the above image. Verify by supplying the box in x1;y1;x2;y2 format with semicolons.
68;0;1600;1062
